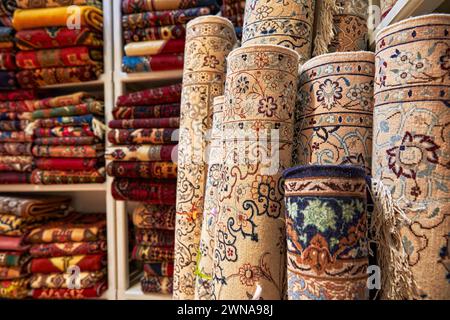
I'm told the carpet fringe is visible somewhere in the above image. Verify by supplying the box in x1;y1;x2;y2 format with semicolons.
312;0;341;56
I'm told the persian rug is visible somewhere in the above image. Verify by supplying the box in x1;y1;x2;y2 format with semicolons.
108;117;180;129
107;128;177;145
212;44;299;300
32;102;104;119
122;6;217;29
174;15;236;300
0;156;33;172
33;92;93;110
30;270;105;289
195;95;223;300
121;0;218;13
34;136;99;146
15;27;103;51
35;158;102;171
373;14;450;300
135;228;175;247
30;241;107;258
0;52;16;70
294;51;374;173
132;244;174;262
0;144;32;158
27;213;106;244
106;145;175;162
0;214;53;236
284;165;369;300
31;169;106;184
124;39;185;57
381;0;397;19
31;281;107;299
122;54;184;73
141;276;173;294
123;25;186;44
15;0;103;9
34;126;97;138
29;253;106;273
32;144;104;158
0;172;31;184
328;14;368;53
242;0;315;64
0;112;32;120
16;65;103;88
0;71;16;89
12;6;103;32
0;131;32;142
112;104;180;119
0;195;70;218
0;120;28;131
0;265;28;280
31;114;102;128
0;251;29;267
112;178;177;203
0;278;29;299
0;235;28;251
16;47;103;69
0;89;35;101
0;100;35;113
106;161;177;179
132;204;176;230
144;262;174;277
117;83;182;106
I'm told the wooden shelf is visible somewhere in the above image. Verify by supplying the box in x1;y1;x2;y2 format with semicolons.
120;283;172;301
370;0;445;45
0;184;107;192
116;70;183;84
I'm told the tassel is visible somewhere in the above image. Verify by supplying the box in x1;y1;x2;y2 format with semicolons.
368;178;419;300
92;118;106;139
312;0;341;56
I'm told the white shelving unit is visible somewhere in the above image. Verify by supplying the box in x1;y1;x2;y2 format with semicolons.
112;0;181;300
0;0;117;300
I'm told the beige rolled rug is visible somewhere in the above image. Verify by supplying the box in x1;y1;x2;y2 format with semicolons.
174;16;236;300
212;44;299;300
242;0;315;64
294;51;374;174
195;96;224;300
374;14;450;300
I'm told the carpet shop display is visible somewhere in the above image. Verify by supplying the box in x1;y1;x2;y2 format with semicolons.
121;0;219;74
212;44;299;300
195;95;223;300
294;51;374;173
373;14;450;300
284;165;369;300
12;3;104;88
313;0;369;56
174;15;236;300
242;0;315;64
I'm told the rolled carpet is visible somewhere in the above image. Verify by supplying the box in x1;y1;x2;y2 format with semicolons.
34;136;99;146
0;172;30;184
0;279;29;299
121;0;218;13
31;114;102;128
112;104;180;119
30;271;105;289
32;144;104;158
0;113;31;121
141;276;173;294
0;235;28;251
0;100;35;113
0;143;32;156
144;262;174;277
108;117;180;129
106;161;177;179
16;65;103;88
34;126;97;138
132;245;174;262
106;145;176;162
0;120;28;131
31;281;107;299
31;168;105;185
30;241;107;258
0;156;33;172
16;47;103;69
0;52;16;70
107;128;177;145
15;27;103;51
117;83;182;106
111;178;177;204
29;254;106;274
0;265;28;280
123;25;186;44
135;229;175;247
122;54;184;73
32;101;104;119
32;92;94;110
0;195;70;218
35;158;101;171
0;251;29;267
12;6;103;32
15;0;102;9
132;204;176;230
284;165;369;300
124;39;185;57
0;131;32;143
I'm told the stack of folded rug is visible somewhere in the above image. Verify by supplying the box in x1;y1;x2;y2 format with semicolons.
12;0;104;88
0;90;36;184
106;83;180;202
131;203;175;295
221;0;245;39
121;0;219;73
0;195;71;299
29;92;106;185
26;213;108;299
0;1;17;90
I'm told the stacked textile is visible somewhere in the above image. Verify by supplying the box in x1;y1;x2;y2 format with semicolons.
0;1;17;90
26;213;107;299
29;92;106;184
131;204;175;294
121;0;220;73
0;195;71;299
0;89;36;184
12;1;104;88
221;0;245;39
